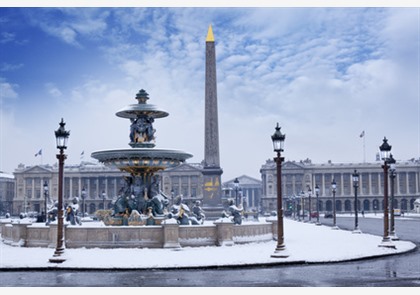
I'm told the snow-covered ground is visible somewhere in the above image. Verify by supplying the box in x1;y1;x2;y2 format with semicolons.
0;215;416;270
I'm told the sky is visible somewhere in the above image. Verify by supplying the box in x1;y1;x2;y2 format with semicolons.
1;2;419;183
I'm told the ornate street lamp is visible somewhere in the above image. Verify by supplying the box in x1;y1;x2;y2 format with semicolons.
378;137;395;248
43;181;49;223
388;154;399;241
352;170;361;233
300;190;305;222
50;118;70;263
331;179;339;230
102;190;106;210
81;187;87;218
234;177;239;207
308;186;312;222
315;184;321;225
270;123;288;258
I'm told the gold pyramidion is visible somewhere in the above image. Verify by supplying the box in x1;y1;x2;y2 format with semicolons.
206;24;215;42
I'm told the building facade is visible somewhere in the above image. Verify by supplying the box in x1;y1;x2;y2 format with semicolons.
260;158;420;215
13;162;129;215
222;175;262;212
0;172;15;215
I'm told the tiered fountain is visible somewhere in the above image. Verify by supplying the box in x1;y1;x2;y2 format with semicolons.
91;89;192;225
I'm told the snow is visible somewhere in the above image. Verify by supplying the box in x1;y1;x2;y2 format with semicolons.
0;214;416;270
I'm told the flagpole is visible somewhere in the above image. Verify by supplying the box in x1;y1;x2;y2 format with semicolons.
363;134;366;163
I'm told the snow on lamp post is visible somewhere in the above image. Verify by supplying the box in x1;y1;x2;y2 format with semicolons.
331;179;339;230
270;123;288;258
234;177;239;207
43;181;49;223
352;170;361;234
49;118;70;263
388;154;399;241
378;137;396;248
315;184;321;225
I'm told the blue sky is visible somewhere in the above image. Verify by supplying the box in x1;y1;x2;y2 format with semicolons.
1;5;419;182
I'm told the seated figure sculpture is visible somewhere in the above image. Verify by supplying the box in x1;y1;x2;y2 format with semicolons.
169;195;191;225
190;200;206;225
223;198;243;225
66;197;82;225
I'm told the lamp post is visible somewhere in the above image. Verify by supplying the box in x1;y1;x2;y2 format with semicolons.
300;190;305;222
43;181;49;222
50;118;70;263
308;187;312;222
352;170;361;233
388;154;399;241
315;184;320;225
234;178;239;207
81;187;86;218
102;191;106;210
331;179;339;230
379;137;395;248
270;123;288;258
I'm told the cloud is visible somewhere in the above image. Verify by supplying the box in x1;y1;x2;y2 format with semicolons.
0;7;418;180
45;83;62;98
0;79;19;101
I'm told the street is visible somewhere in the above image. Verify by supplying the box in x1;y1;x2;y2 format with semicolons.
1;215;419;287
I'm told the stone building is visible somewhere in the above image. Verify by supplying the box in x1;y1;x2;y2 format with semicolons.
260;158;420;214
12;162;129;215
0;171;15;215
10;160;262;216
222;175;262;212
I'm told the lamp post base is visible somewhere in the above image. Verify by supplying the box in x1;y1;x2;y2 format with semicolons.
49;256;66;263
352;227;362;234
390;233;399;241
49;252;66;264
378;238;396;249
271;247;289;258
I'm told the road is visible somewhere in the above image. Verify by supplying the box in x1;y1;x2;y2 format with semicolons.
1;215;419;287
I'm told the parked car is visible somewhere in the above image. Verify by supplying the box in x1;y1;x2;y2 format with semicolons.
324;212;333;218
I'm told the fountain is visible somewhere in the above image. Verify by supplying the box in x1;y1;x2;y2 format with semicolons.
91;89;193;225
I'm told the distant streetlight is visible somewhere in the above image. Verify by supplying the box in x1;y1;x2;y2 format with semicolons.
102;190;106;210
315;184;321;225
378;137;395;248
234;178;240;207
43;181;49;222
352;170;361;234
388;154;399;241
331;179;339;230
81;187;87;218
308;186;312;222
50;118;70;263
300;190;305;221
270;123;288;258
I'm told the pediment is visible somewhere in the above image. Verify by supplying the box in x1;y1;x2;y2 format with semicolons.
282;161;305;170
224;175;261;186
21;165;53;174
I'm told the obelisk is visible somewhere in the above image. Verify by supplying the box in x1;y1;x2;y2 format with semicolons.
202;25;224;216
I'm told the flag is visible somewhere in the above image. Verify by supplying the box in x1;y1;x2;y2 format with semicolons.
34;149;42;157
359;131;365;138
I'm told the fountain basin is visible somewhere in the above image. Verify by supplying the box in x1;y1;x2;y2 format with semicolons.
91;148;193;173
